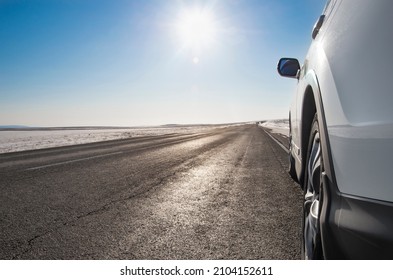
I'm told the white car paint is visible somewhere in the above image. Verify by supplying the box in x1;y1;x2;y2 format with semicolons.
292;0;393;202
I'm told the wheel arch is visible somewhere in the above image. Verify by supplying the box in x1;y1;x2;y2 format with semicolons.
299;85;317;185
299;71;335;184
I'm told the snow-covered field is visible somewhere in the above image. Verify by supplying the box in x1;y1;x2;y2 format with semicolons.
259;119;289;137
0;124;241;154
0;121;288;154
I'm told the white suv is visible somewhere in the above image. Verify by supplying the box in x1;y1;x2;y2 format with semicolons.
277;0;393;259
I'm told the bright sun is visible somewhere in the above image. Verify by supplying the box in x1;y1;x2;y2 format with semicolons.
175;8;217;54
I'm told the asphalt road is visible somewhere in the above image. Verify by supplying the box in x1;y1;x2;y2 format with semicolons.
0;124;302;259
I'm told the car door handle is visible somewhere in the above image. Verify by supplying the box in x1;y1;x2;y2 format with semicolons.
312;15;325;39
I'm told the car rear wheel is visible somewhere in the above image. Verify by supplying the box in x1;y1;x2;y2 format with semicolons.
302;114;324;259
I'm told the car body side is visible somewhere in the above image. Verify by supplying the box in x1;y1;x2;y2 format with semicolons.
289;0;393;258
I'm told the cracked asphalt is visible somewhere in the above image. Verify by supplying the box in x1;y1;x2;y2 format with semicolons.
0;124;302;259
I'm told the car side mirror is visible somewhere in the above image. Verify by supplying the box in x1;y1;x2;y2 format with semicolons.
277;58;300;79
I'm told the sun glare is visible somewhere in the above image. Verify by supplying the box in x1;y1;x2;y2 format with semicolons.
175;8;217;52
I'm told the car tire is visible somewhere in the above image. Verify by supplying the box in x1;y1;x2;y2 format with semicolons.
301;114;324;259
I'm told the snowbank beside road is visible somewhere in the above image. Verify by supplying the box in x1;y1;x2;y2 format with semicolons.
259;119;289;137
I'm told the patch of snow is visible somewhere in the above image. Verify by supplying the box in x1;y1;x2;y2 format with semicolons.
259;119;289;137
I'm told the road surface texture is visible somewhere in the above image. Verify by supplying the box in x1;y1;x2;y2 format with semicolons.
0;124;302;259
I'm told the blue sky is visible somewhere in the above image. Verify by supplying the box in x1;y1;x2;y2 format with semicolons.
0;0;325;126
